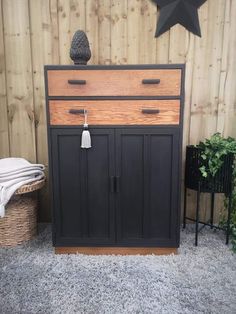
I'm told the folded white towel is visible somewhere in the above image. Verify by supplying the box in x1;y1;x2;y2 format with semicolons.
0;158;44;176
0;158;45;218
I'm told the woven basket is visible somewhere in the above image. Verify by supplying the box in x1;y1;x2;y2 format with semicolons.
0;179;45;247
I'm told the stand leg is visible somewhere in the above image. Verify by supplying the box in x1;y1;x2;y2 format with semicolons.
210;193;215;229
195;188;200;246
183;187;187;229
226;193;232;245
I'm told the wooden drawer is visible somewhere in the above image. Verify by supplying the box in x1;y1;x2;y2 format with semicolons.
47;69;181;97
49;100;180;125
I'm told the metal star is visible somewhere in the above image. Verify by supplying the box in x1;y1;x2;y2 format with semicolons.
151;0;207;37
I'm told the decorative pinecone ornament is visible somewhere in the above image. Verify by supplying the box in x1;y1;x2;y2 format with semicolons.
70;30;91;65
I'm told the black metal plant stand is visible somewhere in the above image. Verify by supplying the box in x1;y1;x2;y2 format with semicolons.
183;146;234;246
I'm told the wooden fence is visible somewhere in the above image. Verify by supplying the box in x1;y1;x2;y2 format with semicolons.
0;0;235;221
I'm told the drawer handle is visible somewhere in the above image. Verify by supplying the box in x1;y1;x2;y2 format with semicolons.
142;109;160;114
68;109;86;115
68;79;86;85
142;79;160;85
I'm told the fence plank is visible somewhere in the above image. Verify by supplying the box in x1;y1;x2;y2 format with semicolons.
3;0;36;161
139;0;156;63
86;0;99;64
127;0;140;64
98;0;111;65
0;0;9;157
29;0;60;221
58;0;86;64
111;0;128;64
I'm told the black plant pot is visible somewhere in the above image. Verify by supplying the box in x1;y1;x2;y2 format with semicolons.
185;145;234;194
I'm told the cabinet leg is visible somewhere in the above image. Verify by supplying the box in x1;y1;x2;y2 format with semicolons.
183;187;187;229
226;193;232;245
195;188;200;246
210;193;215;229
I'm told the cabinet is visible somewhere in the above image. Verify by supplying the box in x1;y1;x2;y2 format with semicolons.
45;64;185;253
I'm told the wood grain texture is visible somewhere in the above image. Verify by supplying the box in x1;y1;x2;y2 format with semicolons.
29;0;59;222
86;0;99;64
55;247;178;255
111;0;128;64
58;0;86;65
0;0;9;157
127;0;140;64
2;0;36;161
49;99;180;125
139;0;157;64
47;69;181;96
98;0;111;65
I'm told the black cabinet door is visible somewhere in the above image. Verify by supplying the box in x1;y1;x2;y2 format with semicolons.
115;128;180;247
51;128;116;246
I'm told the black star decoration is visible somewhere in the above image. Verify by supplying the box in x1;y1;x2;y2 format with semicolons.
151;0;207;37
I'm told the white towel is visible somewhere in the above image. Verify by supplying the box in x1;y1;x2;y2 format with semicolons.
0;158;45;218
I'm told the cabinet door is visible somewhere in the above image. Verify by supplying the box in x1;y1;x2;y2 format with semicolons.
115;128;180;247
51;128;115;246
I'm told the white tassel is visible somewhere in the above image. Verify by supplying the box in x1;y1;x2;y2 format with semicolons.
81;124;91;148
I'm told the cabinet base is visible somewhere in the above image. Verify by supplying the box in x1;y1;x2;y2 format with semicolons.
55;247;178;255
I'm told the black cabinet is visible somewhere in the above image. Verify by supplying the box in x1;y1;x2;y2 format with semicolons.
51;127;180;247
45;64;185;251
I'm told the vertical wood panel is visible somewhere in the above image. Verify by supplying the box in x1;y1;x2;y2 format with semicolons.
3;0;36;161
155;9;170;64
86;0;99;64
58;0;86;64
0;0;9;157
29;0;59;221
111;0;128;64
139;0;156;63
220;0;236;138
127;0;140;64
98;0;111;65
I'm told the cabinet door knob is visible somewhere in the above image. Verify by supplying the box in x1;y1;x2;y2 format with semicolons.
68;79;86;85
142;109;160;114
142;79;160;84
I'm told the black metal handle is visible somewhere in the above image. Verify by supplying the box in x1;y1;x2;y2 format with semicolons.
68;79;86;85
68;109;86;115
142;109;160;114
142;79;160;85
115;176;120;193
110;177;115;193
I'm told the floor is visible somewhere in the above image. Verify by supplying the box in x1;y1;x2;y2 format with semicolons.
0;224;236;314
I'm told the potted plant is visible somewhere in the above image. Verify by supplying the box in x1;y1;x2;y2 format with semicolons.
185;133;236;194
184;133;236;249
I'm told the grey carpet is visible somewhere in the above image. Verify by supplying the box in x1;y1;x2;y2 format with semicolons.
0;225;236;314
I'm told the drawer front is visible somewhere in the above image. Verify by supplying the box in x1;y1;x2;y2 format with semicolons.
47;69;181;97
49;100;180;125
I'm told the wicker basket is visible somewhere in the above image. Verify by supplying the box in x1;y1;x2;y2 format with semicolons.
0;179;45;247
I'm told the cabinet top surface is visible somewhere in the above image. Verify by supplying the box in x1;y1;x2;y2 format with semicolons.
44;64;185;71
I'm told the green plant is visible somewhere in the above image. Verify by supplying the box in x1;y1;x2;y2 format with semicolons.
196;133;236;251
220;167;236;252
197;133;236;178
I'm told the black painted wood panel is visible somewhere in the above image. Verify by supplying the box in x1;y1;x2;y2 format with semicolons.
51;128;116;245
115;128;180;245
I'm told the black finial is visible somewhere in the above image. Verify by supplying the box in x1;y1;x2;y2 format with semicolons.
70;30;91;65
